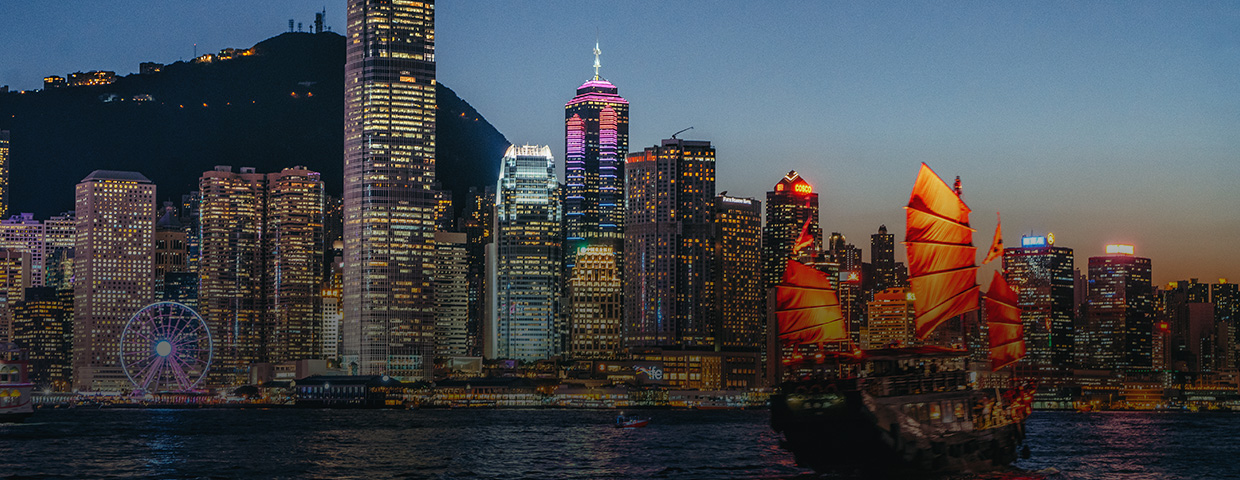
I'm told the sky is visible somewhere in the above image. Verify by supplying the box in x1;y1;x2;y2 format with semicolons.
1;1;1238;286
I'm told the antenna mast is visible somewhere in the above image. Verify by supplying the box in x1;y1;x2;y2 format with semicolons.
671;127;694;139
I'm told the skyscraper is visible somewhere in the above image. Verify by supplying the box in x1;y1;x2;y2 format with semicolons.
1002;234;1075;371
625;139;716;349
712;194;763;352
0;249;31;342
568;245;622;359
461;186;495;357
1086;245;1153;369
73;170;155;392
42;212;76;292
343;0;438;380
265;167;326;364
199;166;324;386
199;166;265;386
763;171;821;289
494;145;562;361
564;43;629;271
0;130;9;219
433;231;469;358
11;288;72;391
0;214;46;287
871;225;895;292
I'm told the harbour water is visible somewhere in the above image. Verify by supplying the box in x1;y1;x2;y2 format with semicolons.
1;409;1236;479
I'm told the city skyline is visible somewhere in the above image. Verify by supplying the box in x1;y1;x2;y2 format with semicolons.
0;1;1236;285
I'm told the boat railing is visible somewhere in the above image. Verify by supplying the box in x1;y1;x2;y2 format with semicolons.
864;371;969;397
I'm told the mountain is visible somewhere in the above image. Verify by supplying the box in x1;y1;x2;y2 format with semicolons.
0;32;509;218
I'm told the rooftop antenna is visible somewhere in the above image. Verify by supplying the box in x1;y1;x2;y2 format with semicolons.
193;43;197;58
592;41;601;80
671;126;693;139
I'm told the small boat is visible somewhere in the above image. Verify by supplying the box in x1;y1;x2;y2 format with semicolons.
0;343;34;423
613;414;649;429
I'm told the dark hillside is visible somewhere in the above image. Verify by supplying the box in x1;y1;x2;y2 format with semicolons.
0;32;508;217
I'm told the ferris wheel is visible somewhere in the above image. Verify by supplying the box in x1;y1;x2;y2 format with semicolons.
119;302;212;393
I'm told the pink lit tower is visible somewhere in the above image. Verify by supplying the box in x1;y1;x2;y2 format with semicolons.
564;43;629;271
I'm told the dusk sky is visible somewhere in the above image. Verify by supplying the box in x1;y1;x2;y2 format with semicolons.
2;1;1237;285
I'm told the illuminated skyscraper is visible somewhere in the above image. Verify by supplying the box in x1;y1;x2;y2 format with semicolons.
624;139;716;349
343;0;437;380
42;212;75;292
494;145;562;361
1002;235;1075;371
763;171;821;289
199;167;266;385
564;43;629;271
711;194;763;351
0;130;8;219
568;245;622;359
199;166;324;386
153;202;187;297
433;231;469;357
73;170;155;392
11;288;72;391
1086;245;1153;369
461;186;495;357
1211;281;1239;370
871;225;895;291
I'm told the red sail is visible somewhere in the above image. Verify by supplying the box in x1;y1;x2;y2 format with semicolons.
986;271;1025;371
776;259;846;344
905;163;979;339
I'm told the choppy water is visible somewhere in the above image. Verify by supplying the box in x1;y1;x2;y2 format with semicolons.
0;409;1235;479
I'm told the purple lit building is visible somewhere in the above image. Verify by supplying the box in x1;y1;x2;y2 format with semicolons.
564;43;629;271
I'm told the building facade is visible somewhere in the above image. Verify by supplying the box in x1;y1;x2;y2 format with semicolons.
343;0;438;380
1086;245;1153;370
11;288;72;391
866;287;915;349
871;225;896;292
711;195;763;352
73;170;155;392
434;231;470;358
494;145;562;361
568;245;622;359
624;139;716;349
1002;235;1075;371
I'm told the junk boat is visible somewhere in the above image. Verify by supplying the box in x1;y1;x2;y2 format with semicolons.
0;343;35;422
769;164;1034;475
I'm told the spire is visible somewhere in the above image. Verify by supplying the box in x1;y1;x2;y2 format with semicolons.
593;41;602;80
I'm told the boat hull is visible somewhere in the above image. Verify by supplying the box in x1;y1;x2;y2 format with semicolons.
0;384;35;423
771;383;1024;475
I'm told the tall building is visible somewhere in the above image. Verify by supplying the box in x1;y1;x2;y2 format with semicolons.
0;249;31;342
494;145;562;361
199;166;266;385
433;231;469;358
870;225;895;292
343;0;438;381
568;245;622;359
1211;281;1239;370
199;166;324;386
763;171;821;289
73;170;155;392
11;288;72;391
461;186;495;357
711;194;763;352
1002;234;1075;371
1086;245;1153;369
266;167;325;364
866;287;915;349
625;139;716;349
563;43;629;271
0;130;8;219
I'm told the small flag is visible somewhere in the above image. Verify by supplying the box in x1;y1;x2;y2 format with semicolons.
983;212;1003;264
791;217;815;254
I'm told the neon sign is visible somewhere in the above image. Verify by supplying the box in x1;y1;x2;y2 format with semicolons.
794;182;812;195
1021;236;1047;248
1105;244;1134;255
633;365;664;380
